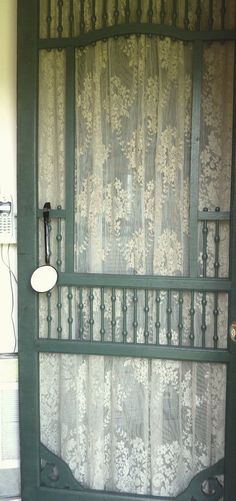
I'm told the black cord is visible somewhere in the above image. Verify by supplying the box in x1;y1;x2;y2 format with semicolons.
0;244;17;352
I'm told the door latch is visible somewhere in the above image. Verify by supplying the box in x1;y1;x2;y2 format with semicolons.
230;323;236;341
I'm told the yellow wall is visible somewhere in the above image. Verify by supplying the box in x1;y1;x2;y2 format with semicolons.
0;2;19;498
0;0;17;353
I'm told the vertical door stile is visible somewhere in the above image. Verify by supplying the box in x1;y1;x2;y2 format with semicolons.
65;46;75;273
225;44;236;500
189;40;203;277
18;1;40;499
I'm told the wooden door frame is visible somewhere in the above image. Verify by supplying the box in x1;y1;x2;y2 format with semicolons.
18;2;39;500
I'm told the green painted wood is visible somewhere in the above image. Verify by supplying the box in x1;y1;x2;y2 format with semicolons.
122;288;128;342
36;339;229;363
40;444;83;490
78;288;84;339
46;0;52;39
202;213;208;277
17;1;40;501
144;289;149;343
175;459;224;501
18;3;236;498
65;46;75;272
37;487;172;501
38;26;236;50
155;290;160;344
184;0;189;30
37;208;66;218
91;0;96;30
198;210;230;220
178;291;183;346
58;272;231;291
37;457;224;500
224;45;236;501
100;287;105;342
189;40;203;277
89;288;94;341
221;0;226;30
37;209;236;221
69;0;74;38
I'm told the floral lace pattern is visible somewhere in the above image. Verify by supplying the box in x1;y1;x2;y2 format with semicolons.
40;354;226;496
199;43;234;212
75;36;192;275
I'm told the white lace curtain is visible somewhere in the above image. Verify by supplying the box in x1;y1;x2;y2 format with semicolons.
74;36;191;276
38;31;234;497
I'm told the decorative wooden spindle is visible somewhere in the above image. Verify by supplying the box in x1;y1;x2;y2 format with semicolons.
57;0;64;38
125;0;131;23
100;287;105;342
114;0;119;25
144;289;149;344
80;0;85;34
122;288;128;343
208;0;214;30
78;288;84;340
160;0;165;24
189;291;195;346
166;290;172;345
133;288;138;343
68;287;73;340
202;208;208;277
136;0;142;23
148;0;153;24
195;0;202;31
184;0;189;30
102;0;108;27
155;290;161;345
178;291;183;346
69;0;74;37
56;209;62;339
221;0;226;30
172;0;178;27
89;288;94;341
111;288;116;342
91;0;96;30
47;0;52;39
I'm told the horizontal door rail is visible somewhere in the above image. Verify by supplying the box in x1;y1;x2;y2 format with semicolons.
58;273;231;291
198;210;230;221
37;208;66;218
37;209;231;222
38;457;224;500
36;339;229;363
38;486;174;501
38;25;236;50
